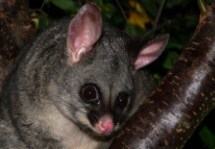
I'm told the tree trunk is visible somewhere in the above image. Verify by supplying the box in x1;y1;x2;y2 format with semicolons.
0;0;36;91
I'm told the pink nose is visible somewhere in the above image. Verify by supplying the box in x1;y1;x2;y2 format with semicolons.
96;114;114;134
98;121;114;134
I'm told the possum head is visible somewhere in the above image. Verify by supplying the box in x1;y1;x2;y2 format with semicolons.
48;2;169;137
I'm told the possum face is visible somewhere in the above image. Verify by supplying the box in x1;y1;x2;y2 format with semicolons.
49;49;136;137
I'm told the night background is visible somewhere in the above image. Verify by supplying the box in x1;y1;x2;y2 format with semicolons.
1;0;215;148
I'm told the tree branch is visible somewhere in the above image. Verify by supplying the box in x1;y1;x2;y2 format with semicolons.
153;0;167;30
109;3;215;149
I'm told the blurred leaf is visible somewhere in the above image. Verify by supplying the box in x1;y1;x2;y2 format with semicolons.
112;16;124;26
101;3;116;20
153;73;163;85
87;0;103;6
207;0;215;4
167;39;184;49
185;19;199;28
125;22;145;36
37;18;52;30
162;51;179;69
128;1;154;30
101;3;115;12
139;0;158;17
166;0;189;8
45;0;75;11
199;126;215;149
31;18;39;29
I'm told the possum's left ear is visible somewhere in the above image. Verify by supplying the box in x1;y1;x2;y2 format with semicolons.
133;34;169;70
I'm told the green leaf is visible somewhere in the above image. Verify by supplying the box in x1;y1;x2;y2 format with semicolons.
199;126;215;149
47;0;75;11
125;22;145;37
153;73;163;85
162;51;179;69
87;0;103;6
101;3;116;20
166;0;187;8
38;18;52;30
139;0;158;17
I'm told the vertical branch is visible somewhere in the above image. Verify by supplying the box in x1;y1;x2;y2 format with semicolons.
197;0;207;15
115;0;128;21
153;0;167;30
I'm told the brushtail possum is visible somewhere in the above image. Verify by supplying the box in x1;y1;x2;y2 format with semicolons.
0;2;169;149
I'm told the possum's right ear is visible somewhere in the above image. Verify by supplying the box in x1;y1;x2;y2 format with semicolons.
133;34;169;70
67;2;102;62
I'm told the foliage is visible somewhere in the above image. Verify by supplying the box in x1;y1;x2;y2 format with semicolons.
199;126;215;149
28;0;215;148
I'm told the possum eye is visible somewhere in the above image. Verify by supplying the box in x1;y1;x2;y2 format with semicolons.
81;85;99;104
117;93;129;108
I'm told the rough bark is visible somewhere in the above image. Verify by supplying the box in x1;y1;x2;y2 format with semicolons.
0;0;36;91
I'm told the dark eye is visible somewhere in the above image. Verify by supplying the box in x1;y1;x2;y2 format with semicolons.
118;94;129;108
81;85;99;103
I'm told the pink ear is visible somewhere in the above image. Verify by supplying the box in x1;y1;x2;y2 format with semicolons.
134;34;169;69
68;2;102;62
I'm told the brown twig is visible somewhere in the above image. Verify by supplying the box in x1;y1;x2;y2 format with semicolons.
153;0;167;30
115;0;128;21
143;15;197;37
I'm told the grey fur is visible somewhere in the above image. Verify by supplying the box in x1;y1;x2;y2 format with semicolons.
0;18;154;149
